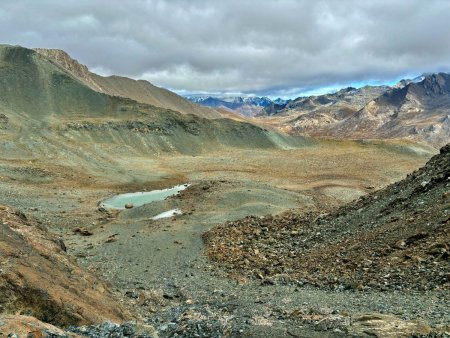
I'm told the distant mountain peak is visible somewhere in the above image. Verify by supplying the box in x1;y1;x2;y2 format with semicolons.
184;95;289;117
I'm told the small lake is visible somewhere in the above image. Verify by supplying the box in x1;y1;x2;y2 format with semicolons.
100;184;189;210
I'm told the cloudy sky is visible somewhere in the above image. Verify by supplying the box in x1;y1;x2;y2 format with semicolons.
2;0;450;98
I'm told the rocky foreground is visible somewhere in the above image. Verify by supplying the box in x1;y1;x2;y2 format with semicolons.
204;144;450;292
0;205;131;334
0;145;449;337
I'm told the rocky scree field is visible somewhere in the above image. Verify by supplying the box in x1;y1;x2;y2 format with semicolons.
204;143;450;292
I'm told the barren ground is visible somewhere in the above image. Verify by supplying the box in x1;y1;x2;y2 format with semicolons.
1;140;447;337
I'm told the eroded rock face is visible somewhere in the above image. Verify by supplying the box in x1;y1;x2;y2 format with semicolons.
0;205;129;327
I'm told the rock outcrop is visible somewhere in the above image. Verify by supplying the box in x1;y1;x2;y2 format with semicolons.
0;205;129;327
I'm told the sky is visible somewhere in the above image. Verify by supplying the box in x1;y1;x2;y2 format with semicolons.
1;0;450;98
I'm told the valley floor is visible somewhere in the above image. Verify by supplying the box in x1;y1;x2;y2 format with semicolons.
1;140;448;337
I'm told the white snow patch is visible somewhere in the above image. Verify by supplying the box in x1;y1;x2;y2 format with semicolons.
152;208;183;220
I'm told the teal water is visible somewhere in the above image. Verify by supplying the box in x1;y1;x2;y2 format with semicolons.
100;184;189;210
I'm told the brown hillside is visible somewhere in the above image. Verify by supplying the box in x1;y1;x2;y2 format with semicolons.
34;48;221;119
0;205;129;327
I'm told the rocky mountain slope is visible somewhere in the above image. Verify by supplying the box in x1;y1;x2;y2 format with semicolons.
0;45;306;165
261;86;388;117
394;75;426;89
34;48;221;119
259;75;450;147
205;143;450;292
0;205;129;327
259;86;389;136
329;73;450;146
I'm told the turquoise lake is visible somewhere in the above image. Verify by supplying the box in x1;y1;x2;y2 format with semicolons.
100;184;189;209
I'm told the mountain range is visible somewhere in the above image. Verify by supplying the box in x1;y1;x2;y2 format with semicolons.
185;95;289;117
260;85;389;116
1;44;448;151
184;74;450;147
257;74;450;147
185;75;428;119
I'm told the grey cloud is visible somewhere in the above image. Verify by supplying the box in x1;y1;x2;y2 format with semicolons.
1;0;450;97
